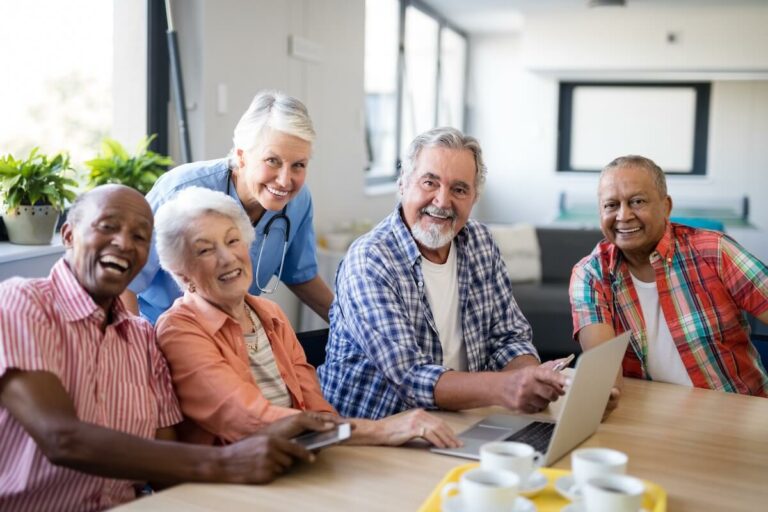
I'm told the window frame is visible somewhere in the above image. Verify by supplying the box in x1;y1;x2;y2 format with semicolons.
364;0;469;187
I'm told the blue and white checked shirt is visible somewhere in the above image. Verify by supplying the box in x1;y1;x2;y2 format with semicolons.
317;208;537;419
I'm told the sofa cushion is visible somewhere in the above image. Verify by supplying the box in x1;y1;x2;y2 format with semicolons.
488;223;541;283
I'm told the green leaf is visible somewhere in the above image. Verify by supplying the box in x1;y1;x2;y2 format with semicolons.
85;133;173;194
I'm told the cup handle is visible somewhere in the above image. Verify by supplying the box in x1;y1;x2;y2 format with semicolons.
441;482;460;501
533;451;545;469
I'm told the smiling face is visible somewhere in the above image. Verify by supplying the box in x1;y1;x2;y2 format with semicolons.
400;146;477;263
62;186;153;310
178;212;252;313
598;165;672;264
233;128;311;220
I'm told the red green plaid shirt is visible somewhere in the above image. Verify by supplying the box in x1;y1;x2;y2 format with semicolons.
570;223;768;396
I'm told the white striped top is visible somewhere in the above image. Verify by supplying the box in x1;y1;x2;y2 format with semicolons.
244;317;292;408
0;259;183;511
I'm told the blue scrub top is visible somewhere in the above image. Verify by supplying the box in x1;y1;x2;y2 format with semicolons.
129;158;318;324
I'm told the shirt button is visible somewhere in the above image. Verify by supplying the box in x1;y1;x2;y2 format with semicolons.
667;258;672;263
418;281;423;287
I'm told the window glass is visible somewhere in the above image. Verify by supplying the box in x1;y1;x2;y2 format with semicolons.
0;0;113;163
362;1;467;186
438;27;466;129
364;0;400;179
400;6;439;154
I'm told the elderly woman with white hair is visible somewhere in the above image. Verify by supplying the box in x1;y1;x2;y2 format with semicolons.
124;90;333;325
153;186;461;448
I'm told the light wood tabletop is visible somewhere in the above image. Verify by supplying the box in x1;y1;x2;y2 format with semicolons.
112;378;768;511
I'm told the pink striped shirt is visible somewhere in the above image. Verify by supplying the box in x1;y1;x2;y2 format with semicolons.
0;259;183;512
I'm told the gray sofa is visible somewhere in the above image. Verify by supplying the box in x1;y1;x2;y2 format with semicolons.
510;227;605;361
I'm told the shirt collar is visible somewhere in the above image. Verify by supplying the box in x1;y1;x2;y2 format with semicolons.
654;222;675;261
180;291;283;337
50;258;133;327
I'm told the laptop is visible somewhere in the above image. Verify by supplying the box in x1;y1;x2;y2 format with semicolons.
431;332;630;465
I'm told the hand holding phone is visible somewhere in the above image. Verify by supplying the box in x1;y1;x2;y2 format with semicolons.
292;422;351;451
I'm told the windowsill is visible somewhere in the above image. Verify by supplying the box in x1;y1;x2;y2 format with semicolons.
364;180;398;196
0;235;64;264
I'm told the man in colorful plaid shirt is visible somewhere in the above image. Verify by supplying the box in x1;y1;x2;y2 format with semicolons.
319;128;569;422
570;155;768;414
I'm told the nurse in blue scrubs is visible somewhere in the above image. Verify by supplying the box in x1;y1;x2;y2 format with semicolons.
124;91;333;324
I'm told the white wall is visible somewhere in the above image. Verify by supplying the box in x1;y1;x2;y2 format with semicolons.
469;5;768;260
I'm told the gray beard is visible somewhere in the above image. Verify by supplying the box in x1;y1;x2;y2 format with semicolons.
411;219;455;249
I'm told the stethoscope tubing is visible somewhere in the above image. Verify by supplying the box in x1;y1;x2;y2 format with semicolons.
227;168;291;293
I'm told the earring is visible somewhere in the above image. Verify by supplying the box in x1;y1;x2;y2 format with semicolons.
188;282;196;293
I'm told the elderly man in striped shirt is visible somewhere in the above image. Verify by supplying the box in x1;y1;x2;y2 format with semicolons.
0;185;336;512
570;155;768;414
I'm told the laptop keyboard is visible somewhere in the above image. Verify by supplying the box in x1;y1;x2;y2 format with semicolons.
503;421;555;453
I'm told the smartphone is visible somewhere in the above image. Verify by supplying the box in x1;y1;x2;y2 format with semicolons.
292;423;351;450
552;353;575;372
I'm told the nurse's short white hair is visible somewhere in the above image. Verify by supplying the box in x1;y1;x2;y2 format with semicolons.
228;90;315;165
397;126;487;197
155;186;255;291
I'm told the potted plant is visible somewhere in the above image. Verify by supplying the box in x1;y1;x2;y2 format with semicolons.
85;134;173;195
0;148;78;245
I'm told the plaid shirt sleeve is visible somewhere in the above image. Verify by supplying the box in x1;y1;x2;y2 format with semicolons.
569;252;613;339
717;235;768;316
335;250;448;410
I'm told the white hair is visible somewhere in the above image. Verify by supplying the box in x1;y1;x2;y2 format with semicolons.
397;126;487;197
154;187;255;291
228;90;315;166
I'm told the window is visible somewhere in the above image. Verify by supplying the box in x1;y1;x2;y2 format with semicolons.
557;82;711;175
364;0;468;186
0;0;114;163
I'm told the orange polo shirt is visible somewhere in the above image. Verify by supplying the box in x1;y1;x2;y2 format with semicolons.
155;292;335;445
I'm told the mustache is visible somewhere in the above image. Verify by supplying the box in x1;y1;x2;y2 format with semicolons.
420;205;456;220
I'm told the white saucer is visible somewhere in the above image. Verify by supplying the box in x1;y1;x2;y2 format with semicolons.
560;503;648;512
519;470;548;497
554;474;582;501
442;494;536;512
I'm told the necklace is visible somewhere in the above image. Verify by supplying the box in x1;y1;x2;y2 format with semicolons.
244;302;260;351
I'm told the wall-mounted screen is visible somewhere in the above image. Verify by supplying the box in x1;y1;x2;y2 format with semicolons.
557;82;710;174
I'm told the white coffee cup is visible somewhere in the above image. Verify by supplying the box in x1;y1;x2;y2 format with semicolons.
571;447;628;491
480;441;543;484
584;474;645;512
441;468;520;512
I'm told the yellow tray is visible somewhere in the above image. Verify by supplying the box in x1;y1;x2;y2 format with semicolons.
418;463;667;512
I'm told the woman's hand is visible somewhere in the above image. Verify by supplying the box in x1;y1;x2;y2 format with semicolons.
348;409;461;448
258;411;342;439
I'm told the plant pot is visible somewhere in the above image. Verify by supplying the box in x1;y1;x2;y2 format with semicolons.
2;205;60;245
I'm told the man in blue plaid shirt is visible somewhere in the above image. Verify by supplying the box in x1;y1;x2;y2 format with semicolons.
318;128;568;430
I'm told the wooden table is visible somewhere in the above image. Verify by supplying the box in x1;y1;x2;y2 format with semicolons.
113;379;768;511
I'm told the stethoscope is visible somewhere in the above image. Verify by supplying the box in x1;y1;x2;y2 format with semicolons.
227;169;291;294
